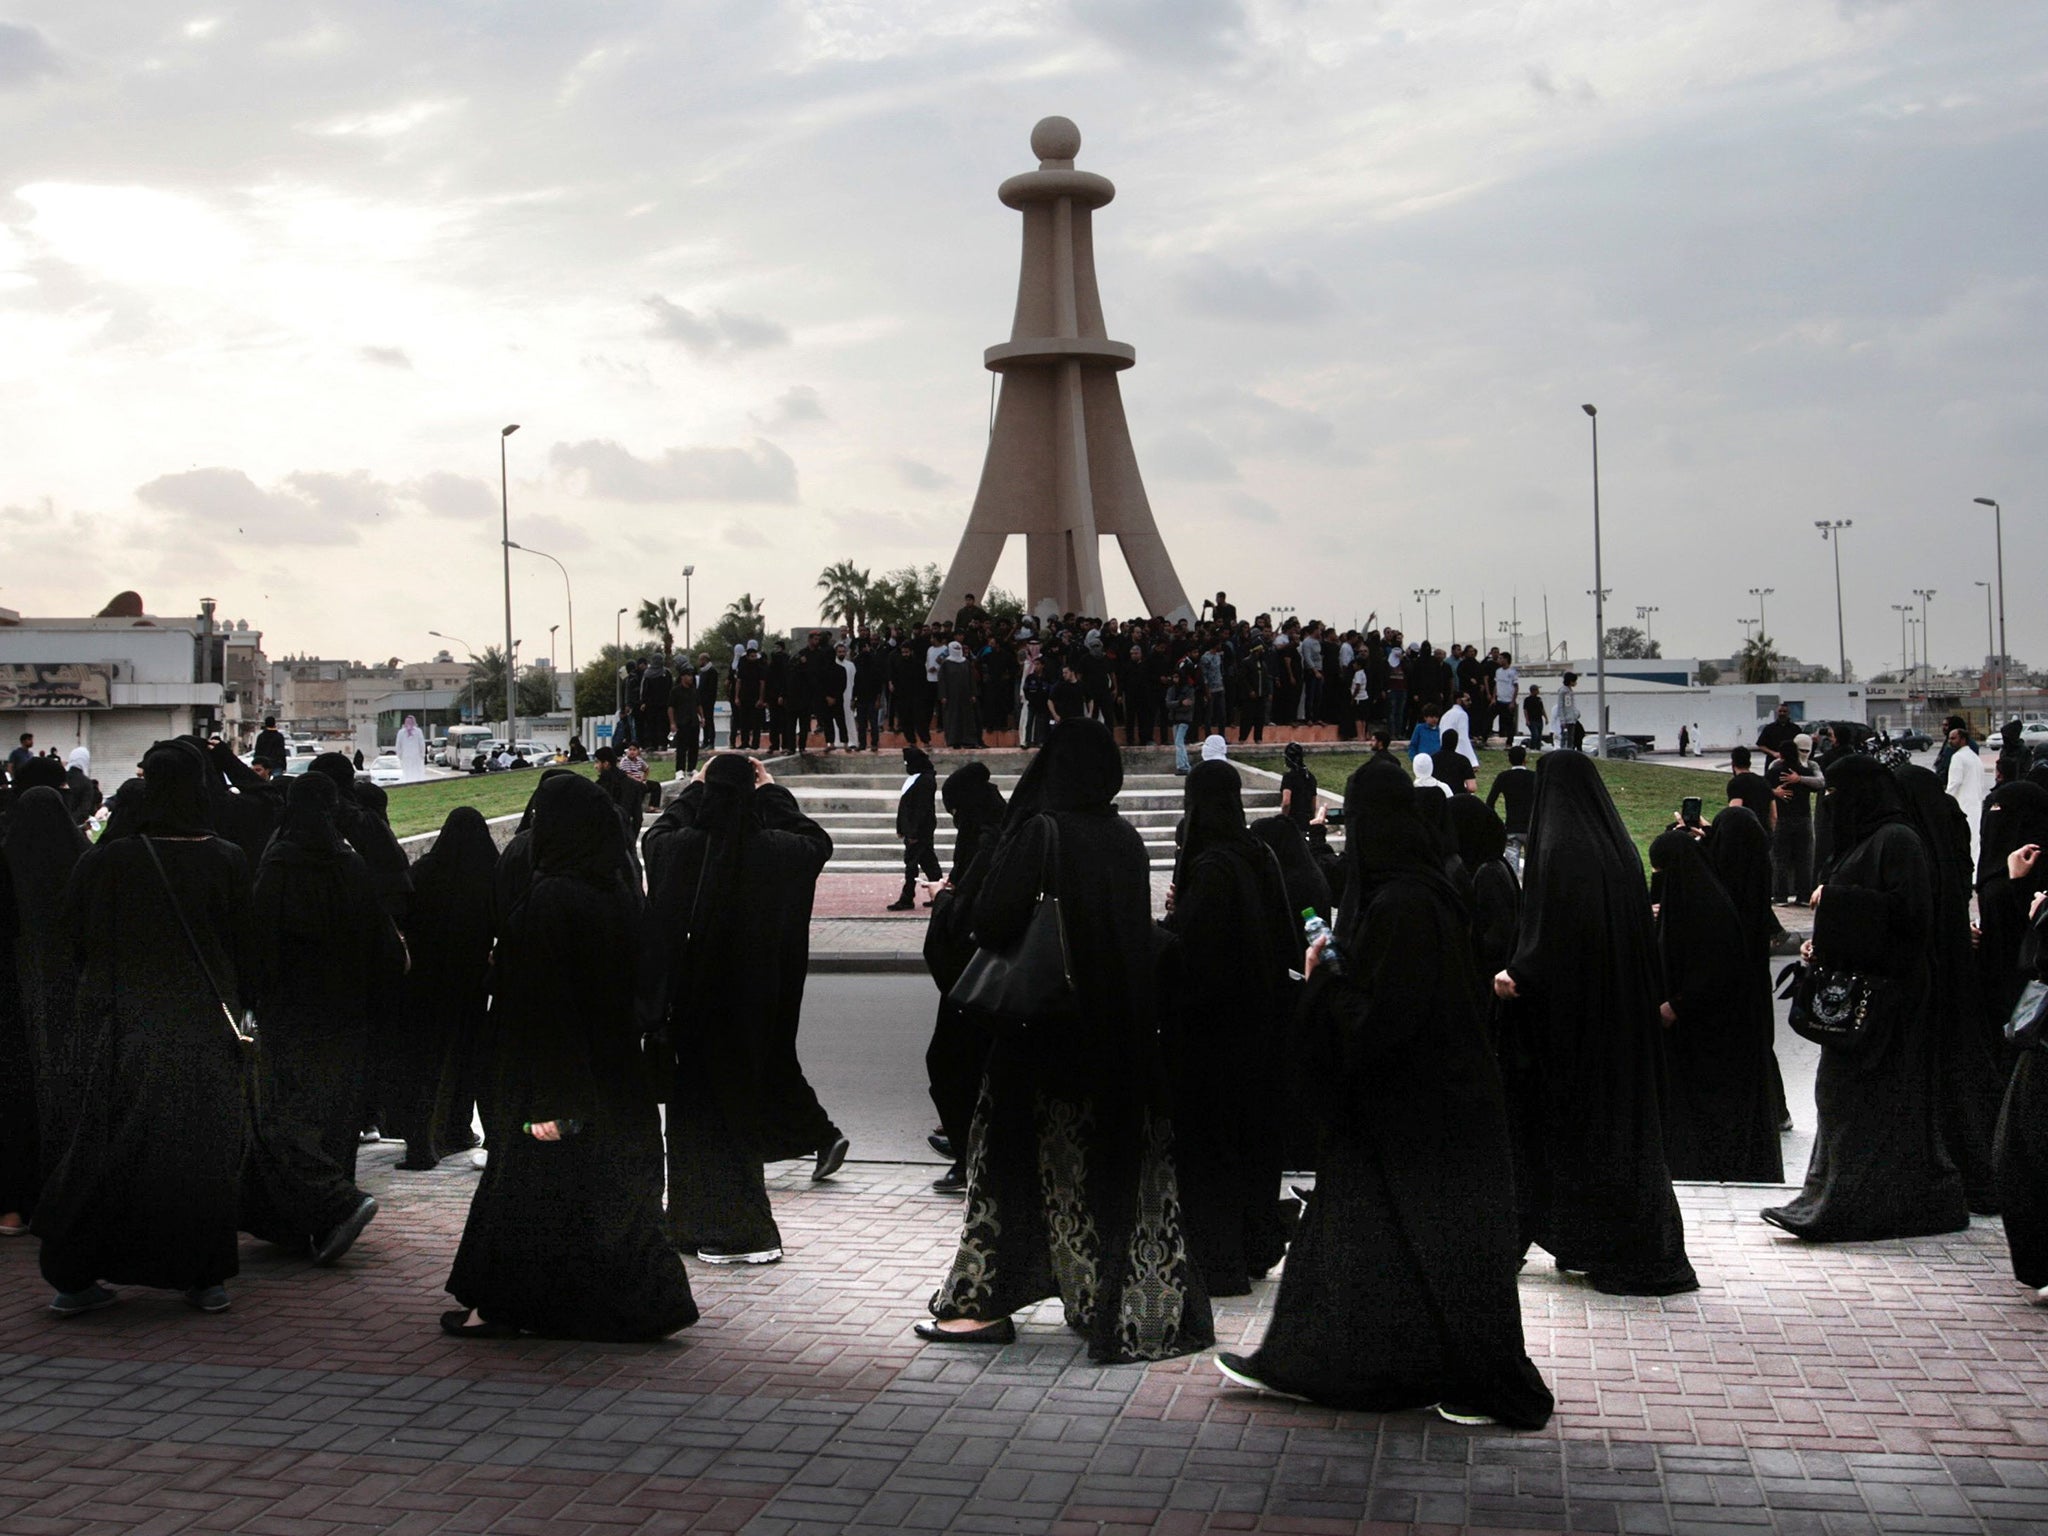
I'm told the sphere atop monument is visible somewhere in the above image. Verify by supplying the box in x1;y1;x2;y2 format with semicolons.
1031;116;1082;164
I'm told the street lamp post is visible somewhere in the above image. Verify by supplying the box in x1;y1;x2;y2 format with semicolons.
1891;604;1913;729
1913;588;1937;701
508;540;577;746
1976;581;1995;699
683;565;696;654
1747;586;1774;643
1635;604;1660;656
1412;587;1439;641
499;424;520;748
1814;520;1851;680
428;630;477;720
1582;404;1609;757
1974;498;2007;721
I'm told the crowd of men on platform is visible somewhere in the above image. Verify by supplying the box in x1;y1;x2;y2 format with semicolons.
610;591;1567;764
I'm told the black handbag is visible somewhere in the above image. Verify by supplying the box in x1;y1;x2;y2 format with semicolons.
1775;958;1900;1053
947;816;1079;1027
2006;978;2048;1050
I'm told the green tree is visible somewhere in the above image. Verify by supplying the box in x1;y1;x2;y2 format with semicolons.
574;642;659;726
701;593;771;662
1739;632;1782;685
815;560;871;630
1604;625;1661;660
984;585;1025;624
867;563;944;630
1695;660;1722;685
636;596;685;662
461;646;557;725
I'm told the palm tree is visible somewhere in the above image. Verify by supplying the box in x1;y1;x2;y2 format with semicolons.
636;596;684;662
723;592;765;636
816;560;871;631
1739;632;1783;685
462;646;510;722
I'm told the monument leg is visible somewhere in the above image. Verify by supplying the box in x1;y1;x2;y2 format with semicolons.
1116;532;1195;623
934;531;1007;621
1052;359;1107;616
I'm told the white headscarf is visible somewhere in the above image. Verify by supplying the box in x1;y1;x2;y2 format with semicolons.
1412;752;1451;796
1201;734;1228;762
67;745;91;774
946;641;966;662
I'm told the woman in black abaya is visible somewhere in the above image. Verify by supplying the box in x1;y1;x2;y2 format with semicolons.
643;754;836;1261
1446;795;1519;1007
1649;830;1782;1183
239;773;399;1261
1996;884;2048;1294
1702;806;1793;1134
922;763;1009;1192
924;719;1214;1362
1761;755;1969;1241
1494;750;1697;1296
1249;812;1336;926
1159;760;1296;1295
1977;783;2048;1060
308;754;412;920
0;853;34;1232
384;808;499;1170
34;741;252;1314
1894;763;2002;1213
888;746;941;911
1221;759;1552;1429
6;787;88;1182
446;773;695;1339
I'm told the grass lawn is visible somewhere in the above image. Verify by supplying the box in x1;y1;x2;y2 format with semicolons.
374;760;680;840
1245;749;1708;873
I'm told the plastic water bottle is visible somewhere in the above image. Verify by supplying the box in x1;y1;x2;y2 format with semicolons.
1302;909;1345;978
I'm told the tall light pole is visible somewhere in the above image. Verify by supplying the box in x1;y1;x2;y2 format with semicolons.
1814;520;1851;680
499;423;520;746
1412;587;1439;640
615;606;630;731
429;630;477;720
1976;581;1995;698
1974;498;2007;721
1913;588;1937;700
682;564;696;654
1636;604;1660;656
1891;604;1913;729
1582;404;1609;757
1747;586;1774;643
616;607;628;652
508;540;576;745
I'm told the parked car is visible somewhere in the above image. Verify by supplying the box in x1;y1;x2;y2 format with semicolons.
366;753;406;787
1882;726;1935;752
2019;720;2048;749
1589;735;1642;760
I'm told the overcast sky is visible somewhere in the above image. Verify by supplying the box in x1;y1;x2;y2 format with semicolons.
1;1;2042;680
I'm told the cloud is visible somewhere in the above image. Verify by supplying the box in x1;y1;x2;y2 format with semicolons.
0;23;59;88
642;295;789;357
824;507;948;545
284;470;401;524
1075;0;1246;65
1526;65;1599;103
755;384;826;430
550;438;798;503
1145;428;1238;483
1224;492;1279;525
721;520;769;548
408;472;496;519
894;457;953;491
508;511;590;554
1175;255;1341;325
360;345;412;369
136;467;365;546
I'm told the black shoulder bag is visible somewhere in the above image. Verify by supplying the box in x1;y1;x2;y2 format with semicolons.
140;836;256;1054
947;816;1080;1028
1775;957;1900;1054
2006;978;2048;1051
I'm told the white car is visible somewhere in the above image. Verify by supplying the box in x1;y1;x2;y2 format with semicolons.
2020;721;2048;749
366;753;406;787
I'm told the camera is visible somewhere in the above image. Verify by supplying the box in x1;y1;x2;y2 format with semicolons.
1679;796;1703;829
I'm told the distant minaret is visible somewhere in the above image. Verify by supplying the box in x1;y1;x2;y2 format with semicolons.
932;117;1193;623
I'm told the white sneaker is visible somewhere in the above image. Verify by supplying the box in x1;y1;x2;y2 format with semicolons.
469;1149;488;1169
697;1247;783;1265
1436;1403;1498;1426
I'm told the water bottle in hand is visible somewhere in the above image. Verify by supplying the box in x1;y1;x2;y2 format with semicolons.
1302;909;1345;978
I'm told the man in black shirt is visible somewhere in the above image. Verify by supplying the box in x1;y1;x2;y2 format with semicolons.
1725;745;1775;826
254;716;288;767
1755;704;1798;764
1485;744;1537;837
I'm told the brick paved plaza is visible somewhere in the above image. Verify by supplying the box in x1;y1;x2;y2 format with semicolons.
2;1143;2045;1535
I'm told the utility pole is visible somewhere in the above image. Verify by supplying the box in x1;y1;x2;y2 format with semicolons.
1582;405;1609;758
1814;520;1851;681
499;423;520;747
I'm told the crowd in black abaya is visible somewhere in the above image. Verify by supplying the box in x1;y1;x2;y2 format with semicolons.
12;712;2048;1418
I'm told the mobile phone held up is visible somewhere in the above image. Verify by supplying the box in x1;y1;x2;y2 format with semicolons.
1680;796;1703;829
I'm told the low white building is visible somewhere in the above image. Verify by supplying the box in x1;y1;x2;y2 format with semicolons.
1528;670;1869;752
0;594;227;780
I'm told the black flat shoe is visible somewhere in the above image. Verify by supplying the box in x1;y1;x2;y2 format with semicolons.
927;1132;955;1159
931;1162;967;1195
813;1135;850;1182
314;1195;378;1266
914;1317;1015;1344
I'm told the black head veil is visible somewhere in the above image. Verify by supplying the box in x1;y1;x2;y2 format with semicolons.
1702;806;1773;952
124;739;213;837
4;785;89;931
1821;752;1906;873
1339;756;1460;949
530;772;633;890
1445;792;1508;874
1175;760;1249;887
1978;780;2048;890
1042;718;1122;812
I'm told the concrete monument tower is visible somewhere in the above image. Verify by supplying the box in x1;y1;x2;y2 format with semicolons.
932;117;1193;623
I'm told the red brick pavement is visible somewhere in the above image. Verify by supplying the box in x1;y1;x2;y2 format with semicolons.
2;1153;2047;1533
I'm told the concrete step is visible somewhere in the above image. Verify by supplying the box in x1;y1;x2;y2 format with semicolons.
791;807;1212;829
789;789;1278;814
784;772;1200;793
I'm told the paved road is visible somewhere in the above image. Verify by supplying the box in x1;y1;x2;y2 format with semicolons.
792;973;1825;1185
